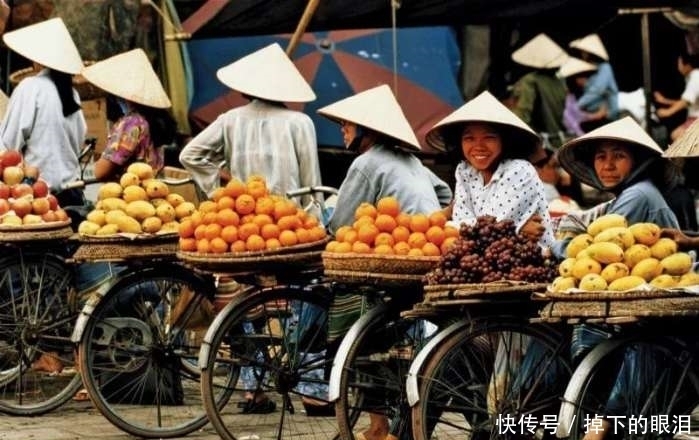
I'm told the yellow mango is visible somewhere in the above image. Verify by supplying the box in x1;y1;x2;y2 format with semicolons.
608;275;647;291
116;215;142;234
587;214;627;237
566;233;594;258
578;273;608;291
593;226;635;249
677;272;699;287
125;200;156;221
78;220;100;235
649;274;679;289
650;238;678;260
628;222;661;246
96;224;120;236
623;244;652;268
630;257;662;282
97;182;123;201
586;242;624;264
572;257;602;280
558;258;576;277
660;252;693;276
551;276;577;292
600;262;630;284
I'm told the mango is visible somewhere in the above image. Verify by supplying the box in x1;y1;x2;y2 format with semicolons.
650;238;678;260
116;215;142;234
600;262;630;283
78;220;100;235
608;275;647;291
145;180;169;199
551;276;577;292
558;258;576;277
572;257;602;280
126;162;154;180
96;224;119;235
105;209;127;225
125;200;156;221
155;203;177;223
141;216;163;233
660;252;693;276
678;272;699;287
586;242;624;264
160;221;180;233
166;193;185;207
578;273;608;291
649;274;679;289
86;209;107;226
623;244;652;269
120;172;141;188
587;214;627;237
122;185;148;203
566;233;594;258
100;197;128;212
630;257;662;282
628;222;661;246
593;226;635;249
97;182;123;200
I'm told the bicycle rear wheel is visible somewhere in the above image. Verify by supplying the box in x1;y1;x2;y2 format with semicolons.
411;317;571;440
77;264;215;438
0;252;81;416
200;283;341;440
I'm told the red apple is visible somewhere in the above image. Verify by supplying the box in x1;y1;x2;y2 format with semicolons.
0;199;10;215
31;197;50;215
41;210;57;222
23;165;39;181
3;166;24;185
1;150;22;167
11;183;33;199
46;194;59;211
32;180;49;198
10;198;31;218
54;209;69;222
0;182;10;200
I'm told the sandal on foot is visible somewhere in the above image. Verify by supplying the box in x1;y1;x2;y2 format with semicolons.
72;389;90;402
240;398;276;414
302;400;335;417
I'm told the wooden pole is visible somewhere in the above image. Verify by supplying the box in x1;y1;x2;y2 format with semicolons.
286;0;321;57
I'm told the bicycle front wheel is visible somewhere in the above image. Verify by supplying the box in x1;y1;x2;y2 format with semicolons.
78;264;215;438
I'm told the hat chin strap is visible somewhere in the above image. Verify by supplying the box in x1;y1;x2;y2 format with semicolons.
346;126;367;152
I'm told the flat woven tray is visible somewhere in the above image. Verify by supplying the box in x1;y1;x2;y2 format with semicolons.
322;252;439;275
323;269;424;287
72;240;179;262
0;220;73;242
535;289;687;301
424;281;550;301
539;295;699;319
79;232;179;243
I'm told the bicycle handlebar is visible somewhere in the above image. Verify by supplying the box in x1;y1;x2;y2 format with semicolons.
286;186;338;198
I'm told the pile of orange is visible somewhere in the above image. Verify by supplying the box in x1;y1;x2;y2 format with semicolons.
178;175;327;253
325;197;459;256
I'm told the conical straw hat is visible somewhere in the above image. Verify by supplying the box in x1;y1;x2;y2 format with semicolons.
569;34;609;61
216;43;315;103
425;90;540;154
511;33;568;69
558;57;598;78
558;116;663;187
3;18;83;74
81;49;171;108
664;118;699;157
317;84;420;151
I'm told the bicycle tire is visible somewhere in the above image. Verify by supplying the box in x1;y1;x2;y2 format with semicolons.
0;252;81;415
78;263;215;438
567;336;699;440
200;282;342;440
411;317;571;440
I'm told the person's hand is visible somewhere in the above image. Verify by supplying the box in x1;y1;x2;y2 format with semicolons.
661;228;693;249
656;107;672;119
653;91;668;105
521;214;545;241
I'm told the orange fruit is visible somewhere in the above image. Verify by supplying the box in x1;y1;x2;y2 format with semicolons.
440;236;458;254
190;211;204;228
210;237;229;254
216;208;240;226
204;223;222;241
202;212;218;225
230;240;247;253
354;202;377;220
252;214;274;228
255;197;275;216
217;196;236;211
426;226;446;246
224;179;247;198
374;232;395;247
392;225;410;243
211;187;226;202
409;214;430;233
351;241;372;254
309;226;327;242
235;194;256;215
194;224;207;240
429;211;448;228
353;215;375;230
393;241;411;255
238;223;260;241
422;242;441;256
266;238;282;250
444;226;459;238
279;229;299;247
246;234;266;251
240;213;255;224
260;223;281;240
335;225;353;243
326;240;341;252
377;196;401;217
395;213;412;229
277;215;302;231
357;223;380;245
408;248;424;256
179;237;196;252
247;180;268;199
295;228;312;244
343;229;359;244
334;241;352;253
247;174;266;184
178;219;194;238
375;214;397;233
199;200;218;214
221;225;239;244
304;216;320;229
196;238;210;253
374;244;394;255
408;232;427;249
273;200;297;220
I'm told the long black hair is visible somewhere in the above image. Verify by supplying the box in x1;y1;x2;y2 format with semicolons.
133;103;177;147
48;69;81;116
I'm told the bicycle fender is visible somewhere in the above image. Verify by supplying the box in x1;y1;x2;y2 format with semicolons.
406;319;474;406
71;276;120;343
328;303;389;402
556;338;626;438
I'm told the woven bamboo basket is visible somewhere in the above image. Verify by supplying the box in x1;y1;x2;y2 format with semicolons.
322;252;440;275
9;62;104;100
73;232;179;262
0;220;73;242
423;281;550;301
536;288;686;301
177;238;329;272
538;295;699;320
323;268;425;287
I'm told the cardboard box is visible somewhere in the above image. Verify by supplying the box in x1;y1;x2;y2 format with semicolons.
161;166;203;205
82;98;108;156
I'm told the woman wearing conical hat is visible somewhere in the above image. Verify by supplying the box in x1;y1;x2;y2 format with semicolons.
179;43;322;206
558;57;602;137
318;84;452;235
426;90;554;247
81;48;176;181
0;17;86;207
509;33;568;147
568;33;620;130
